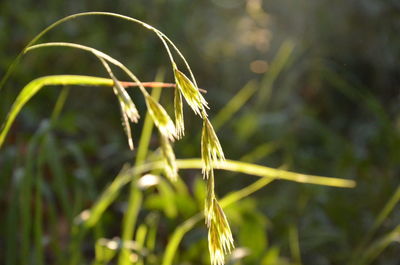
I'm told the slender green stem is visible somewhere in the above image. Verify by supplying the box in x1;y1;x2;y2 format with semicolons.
135;70;165;165
78;157;355;231
176;159;356;188
70;157;355;265
118;70;165;265
219;177;274;208
34;145;46;265
0;12;199;92
162;175;274;265
350;184;400;263
26;42;149;95
357;225;400;265
50;86;70;122
289;224;302;265
119;187;143;265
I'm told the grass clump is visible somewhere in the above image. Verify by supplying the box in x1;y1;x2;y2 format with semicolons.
0;12;357;265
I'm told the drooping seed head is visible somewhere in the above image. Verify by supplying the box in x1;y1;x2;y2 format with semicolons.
145;95;177;141
208;221;226;265
201;118;225;179
174;87;185;139
213;200;234;254
98;56;140;123
174;66;208;117
205;172;215;227
117;98;134;150
113;79;140;123
207;199;234;265
160;134;178;182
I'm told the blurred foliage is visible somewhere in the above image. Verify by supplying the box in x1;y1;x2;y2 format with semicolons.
1;0;400;265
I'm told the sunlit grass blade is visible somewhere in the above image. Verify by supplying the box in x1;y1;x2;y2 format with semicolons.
44;134;73;221
212;80;257;131
351;184;400;262
256;40;295;108
0;75;129;149
72;157;354;255
135;70;165;165
357;225;400;265
162;172;275;265
0;12;196;98
289;224;302;265
239;142;278;163
177;159;356;188
0;74;175;150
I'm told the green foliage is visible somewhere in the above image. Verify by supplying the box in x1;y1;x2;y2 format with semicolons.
1;2;399;265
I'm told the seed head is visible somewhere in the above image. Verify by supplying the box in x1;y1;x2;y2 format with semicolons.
160;134;178;182
205;173;215;227
174;66;208;117
208;199;234;265
201;118;225;179
117;98;134;150
145;95;177;141
112;80;140;124
174;87;185;139
98;56;140;123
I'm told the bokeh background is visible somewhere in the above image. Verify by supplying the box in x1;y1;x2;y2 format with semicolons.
1;0;400;264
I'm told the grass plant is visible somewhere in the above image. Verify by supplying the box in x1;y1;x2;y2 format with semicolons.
0;12;361;265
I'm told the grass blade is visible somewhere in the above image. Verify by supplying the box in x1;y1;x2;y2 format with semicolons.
212;80;257;131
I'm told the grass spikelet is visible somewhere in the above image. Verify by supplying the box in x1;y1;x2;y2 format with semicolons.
160;134;178;182
174;87;185;139
113;81;140;123
145;94;177;141
98;57;140;123
208;221;226;265
201;118;225;179
98;56;139;150
173;65;208;117
207;198;234;265
118;99;134;150
205;172;215;227
212;200;234;253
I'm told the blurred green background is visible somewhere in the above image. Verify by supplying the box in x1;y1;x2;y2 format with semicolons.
1;0;400;265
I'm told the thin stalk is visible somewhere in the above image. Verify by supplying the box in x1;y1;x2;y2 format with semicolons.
218;177;274;208
118;70;165;265
1;12;197;92
212;80;257;131
162;177;275;265
350;184;400;262
357;225;400;265
34;145;45;265
135;224;148;265
79;157;355;231
289;224;302;265
50;86;70;122
119;186;143;265
18;122;50;265
135;70;165;164
5;171;19;265
176;159;356;188
25;42;149;96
